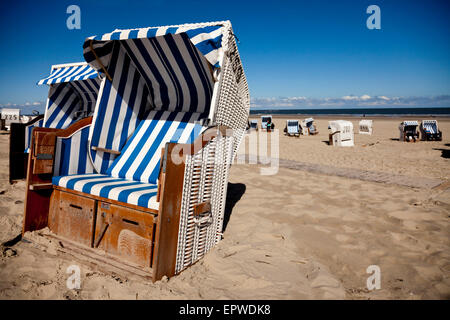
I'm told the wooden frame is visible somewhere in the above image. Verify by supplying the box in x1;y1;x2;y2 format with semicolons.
22;117;93;233
22;117;231;282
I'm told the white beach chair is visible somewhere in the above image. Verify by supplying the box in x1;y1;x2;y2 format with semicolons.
420;120;442;141
9;62;101;181
285;119;300;137
328;120;354;146
399;121;419;142
22;21;249;282
359;119;373;135
301;117;318;135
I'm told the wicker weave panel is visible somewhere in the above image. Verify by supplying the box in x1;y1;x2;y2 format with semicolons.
175;23;249;274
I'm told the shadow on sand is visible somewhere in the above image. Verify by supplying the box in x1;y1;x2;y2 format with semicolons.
222;182;246;233
433;148;450;159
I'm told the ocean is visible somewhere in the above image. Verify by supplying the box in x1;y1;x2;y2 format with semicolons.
250;107;450;117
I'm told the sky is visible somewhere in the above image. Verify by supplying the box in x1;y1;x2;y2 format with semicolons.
0;0;449;113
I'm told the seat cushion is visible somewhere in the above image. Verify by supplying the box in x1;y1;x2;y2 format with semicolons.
53;174;159;210
107;110;205;184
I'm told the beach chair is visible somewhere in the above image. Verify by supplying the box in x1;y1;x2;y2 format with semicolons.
261;115;272;130
285;120;300;137
301;117;318;135
22;21;249;282
328;120;354;146
249;119;258;131
399;121;419;142
359;119;373;135
420;120;442;141
9;62;101;181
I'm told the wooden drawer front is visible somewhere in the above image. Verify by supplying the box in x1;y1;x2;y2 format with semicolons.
94;202;154;268
53;190;96;247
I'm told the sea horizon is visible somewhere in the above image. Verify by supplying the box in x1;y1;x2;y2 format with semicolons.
250;106;450;117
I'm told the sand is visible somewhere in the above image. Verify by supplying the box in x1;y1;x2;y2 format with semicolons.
0;116;449;300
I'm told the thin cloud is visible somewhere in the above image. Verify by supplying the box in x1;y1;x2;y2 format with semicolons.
251;95;450;109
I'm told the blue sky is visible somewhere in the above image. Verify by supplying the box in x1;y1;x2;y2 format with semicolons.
0;0;449;112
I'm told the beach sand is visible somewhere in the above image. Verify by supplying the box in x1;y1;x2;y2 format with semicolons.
0;116;449;299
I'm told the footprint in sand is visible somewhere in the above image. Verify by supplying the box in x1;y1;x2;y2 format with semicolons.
336;234;351;242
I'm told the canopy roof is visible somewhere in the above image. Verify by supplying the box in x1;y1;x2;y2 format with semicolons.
38;62;100;85
402;121;419;126
83;21;228;72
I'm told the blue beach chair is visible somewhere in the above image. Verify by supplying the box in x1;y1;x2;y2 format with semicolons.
22;21;249;282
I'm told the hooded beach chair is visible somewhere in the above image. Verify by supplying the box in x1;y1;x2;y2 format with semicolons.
22;21;249;282
261;115;272;130
9;62;101;181
249;119;258;131
284;119;300;137
301;117;318;135
359;119;373;135
328;120;354;146
420;120;442;141
399;121;419;142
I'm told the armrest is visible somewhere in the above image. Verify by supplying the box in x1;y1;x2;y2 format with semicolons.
31;117;93;174
174;125;233;158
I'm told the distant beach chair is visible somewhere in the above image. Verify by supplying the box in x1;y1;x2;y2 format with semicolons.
328;120;354;146
420;120;442;141
22;21;249;282
301;117;318;135
284;120;300;137
248;119;258;131
399;121;419;142
261;115;273;131
9;62;101;182
359;119;373;135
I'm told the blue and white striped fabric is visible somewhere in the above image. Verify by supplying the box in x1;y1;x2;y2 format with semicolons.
24;118;44;153
43;79;101;129
121;33;214;113
52;174;159;210
53;125;95;176
89;43;152;173
422;120;437;134
107;110;205;184
83;23;225;70
38;64;99;85
38;63;101;129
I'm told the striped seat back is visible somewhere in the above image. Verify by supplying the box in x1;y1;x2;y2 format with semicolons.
107;110;206;184
53;125;95;176
89;34;215;174
89;42;152;174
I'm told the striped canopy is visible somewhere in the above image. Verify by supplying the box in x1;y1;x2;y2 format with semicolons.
84;22;226;173
403;121;418;126
38;63;99;85
83;22;227;71
39;63;101;129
